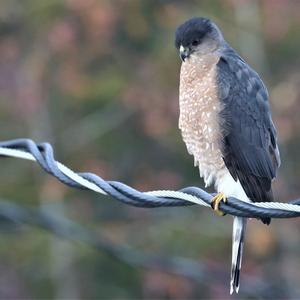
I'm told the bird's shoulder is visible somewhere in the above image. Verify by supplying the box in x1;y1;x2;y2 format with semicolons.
216;46;269;108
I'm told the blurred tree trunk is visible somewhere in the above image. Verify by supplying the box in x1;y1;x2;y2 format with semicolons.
21;45;80;299
233;0;269;77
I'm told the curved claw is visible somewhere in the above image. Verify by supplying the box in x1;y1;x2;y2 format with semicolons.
211;192;227;216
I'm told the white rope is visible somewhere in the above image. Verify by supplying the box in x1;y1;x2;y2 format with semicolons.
0;146;299;213
251;201;300;213
0;148;36;161
0;147;107;195
57;163;107;195
146;190;210;207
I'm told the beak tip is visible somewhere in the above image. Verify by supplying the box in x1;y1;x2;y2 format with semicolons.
179;46;189;62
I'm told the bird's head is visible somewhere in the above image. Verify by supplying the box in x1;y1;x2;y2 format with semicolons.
175;17;224;62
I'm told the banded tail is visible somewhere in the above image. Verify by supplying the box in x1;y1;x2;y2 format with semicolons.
230;216;247;294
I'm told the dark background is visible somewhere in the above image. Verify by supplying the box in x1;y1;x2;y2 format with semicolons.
1;0;300;299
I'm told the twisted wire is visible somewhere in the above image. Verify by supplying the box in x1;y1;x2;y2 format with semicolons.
1;138;300;219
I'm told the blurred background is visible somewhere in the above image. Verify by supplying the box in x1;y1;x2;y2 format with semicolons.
1;0;300;299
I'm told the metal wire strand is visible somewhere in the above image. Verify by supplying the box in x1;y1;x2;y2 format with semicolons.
1;138;300;219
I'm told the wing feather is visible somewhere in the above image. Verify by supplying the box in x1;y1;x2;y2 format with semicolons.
216;50;280;203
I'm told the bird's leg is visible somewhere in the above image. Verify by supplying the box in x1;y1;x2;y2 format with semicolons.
211;192;227;216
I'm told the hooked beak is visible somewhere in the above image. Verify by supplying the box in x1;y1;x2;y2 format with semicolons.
179;45;190;62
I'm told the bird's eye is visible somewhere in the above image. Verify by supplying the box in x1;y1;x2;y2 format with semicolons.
192;39;200;46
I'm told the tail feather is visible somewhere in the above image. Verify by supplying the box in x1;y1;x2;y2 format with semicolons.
230;217;247;294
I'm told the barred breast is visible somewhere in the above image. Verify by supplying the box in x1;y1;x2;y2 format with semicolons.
179;53;226;187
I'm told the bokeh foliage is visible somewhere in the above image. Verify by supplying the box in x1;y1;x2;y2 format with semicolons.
1;0;300;299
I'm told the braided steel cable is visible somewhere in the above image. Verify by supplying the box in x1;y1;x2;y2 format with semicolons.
0;138;300;219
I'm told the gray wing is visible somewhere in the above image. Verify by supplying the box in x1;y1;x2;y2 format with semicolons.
216;50;280;204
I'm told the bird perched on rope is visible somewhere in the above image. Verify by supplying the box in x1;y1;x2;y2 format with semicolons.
175;17;280;294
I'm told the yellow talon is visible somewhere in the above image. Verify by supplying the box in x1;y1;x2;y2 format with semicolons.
211;192;227;216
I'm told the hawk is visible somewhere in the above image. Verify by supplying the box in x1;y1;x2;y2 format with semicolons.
175;17;280;294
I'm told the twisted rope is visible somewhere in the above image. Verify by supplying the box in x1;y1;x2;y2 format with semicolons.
0;138;299;219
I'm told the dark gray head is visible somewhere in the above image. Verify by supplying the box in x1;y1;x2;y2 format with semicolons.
175;17;224;61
